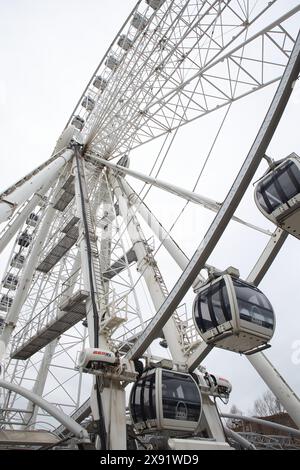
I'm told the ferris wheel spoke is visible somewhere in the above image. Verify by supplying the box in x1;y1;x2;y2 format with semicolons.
88;154;272;236
80;1;279;156
97;11;297;157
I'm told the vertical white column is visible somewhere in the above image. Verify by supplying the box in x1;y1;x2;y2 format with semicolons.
74;156;127;449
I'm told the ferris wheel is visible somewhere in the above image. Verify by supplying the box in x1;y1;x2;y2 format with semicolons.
0;0;300;450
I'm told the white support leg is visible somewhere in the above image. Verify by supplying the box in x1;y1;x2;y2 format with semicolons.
100;385;127;449
113;182;225;439
245;228;300;428
0;181;63;362
247;352;300;428
74;154;127;450
119;179;212;365
110;173;186;365
104;173;152;357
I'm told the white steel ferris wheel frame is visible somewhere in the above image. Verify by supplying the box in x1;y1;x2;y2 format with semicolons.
0;0;300;450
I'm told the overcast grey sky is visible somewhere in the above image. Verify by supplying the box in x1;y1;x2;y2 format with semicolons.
0;0;300;416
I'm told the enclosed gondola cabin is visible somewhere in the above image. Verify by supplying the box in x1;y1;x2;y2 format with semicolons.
81;96;95;112
193;274;275;354
93;76;108;91
0;295;13;312
26;213;39;227
105;55;121;72
117;35;134;52
146;0;166;10
18;232;32;248
2;274;18;290
130;368;202;435
131;12;148;31
255;153;300;239
71;115;85;131
11;254;25;270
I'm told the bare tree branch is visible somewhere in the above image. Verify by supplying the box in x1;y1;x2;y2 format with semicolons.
253;390;285;417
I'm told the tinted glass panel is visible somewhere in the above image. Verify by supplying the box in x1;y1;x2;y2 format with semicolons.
131;372;156;424
194;279;231;333
257;161;300;214
233;279;274;330
161;371;201;422
210;281;231;325
142;373;156;421
131;381;143;423
194;291;214;332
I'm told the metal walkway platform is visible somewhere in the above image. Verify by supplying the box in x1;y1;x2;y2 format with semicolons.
53;175;75;211
103;248;137;280
11;290;88;360
36;217;79;273
0;430;60;448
